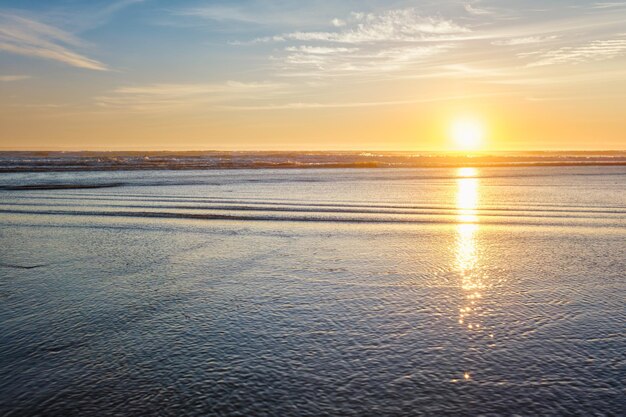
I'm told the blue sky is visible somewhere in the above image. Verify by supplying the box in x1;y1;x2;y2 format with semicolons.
1;1;625;149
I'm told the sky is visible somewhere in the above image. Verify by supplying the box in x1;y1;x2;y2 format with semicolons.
0;0;625;151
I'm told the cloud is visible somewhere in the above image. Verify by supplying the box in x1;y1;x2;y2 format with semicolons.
96;81;285;111
245;8;468;77
279;44;452;76
440;64;510;78
464;3;494;16
99;0;145;16
219;93;505;111
177;5;260;23
252;8;470;44
174;3;318;27
592;2;626;9
112;82;280;95
73;0;145;32
284;46;358;55
524;37;626;67
0;74;30;82
492;35;558;46
0;13;108;70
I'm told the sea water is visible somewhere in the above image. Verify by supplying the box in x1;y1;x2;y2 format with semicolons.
1;166;624;415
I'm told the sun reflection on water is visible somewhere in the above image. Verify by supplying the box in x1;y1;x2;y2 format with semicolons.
455;167;488;381
456;167;479;272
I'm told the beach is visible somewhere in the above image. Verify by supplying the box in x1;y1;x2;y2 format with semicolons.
0;164;624;415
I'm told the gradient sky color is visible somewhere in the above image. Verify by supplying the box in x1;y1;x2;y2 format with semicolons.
0;0;625;150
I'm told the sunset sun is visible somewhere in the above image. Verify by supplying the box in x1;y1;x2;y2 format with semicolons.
450;117;485;151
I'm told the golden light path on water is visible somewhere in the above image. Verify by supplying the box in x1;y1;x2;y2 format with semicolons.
454;167;492;382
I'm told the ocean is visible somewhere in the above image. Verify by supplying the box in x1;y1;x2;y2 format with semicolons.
0;156;624;415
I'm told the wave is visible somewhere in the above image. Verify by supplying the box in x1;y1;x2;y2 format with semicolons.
1;151;626;172
0;183;124;191
7;194;626;211
1;207;622;228
4;200;625;217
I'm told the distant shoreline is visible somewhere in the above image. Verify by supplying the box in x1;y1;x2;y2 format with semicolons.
2;161;626;174
1;150;625;173
1;150;625;155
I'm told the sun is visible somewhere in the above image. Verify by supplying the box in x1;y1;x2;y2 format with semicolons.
450;117;484;151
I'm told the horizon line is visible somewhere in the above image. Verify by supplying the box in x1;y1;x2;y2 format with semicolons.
1;149;625;153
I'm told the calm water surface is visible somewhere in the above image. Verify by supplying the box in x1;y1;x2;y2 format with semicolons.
1;167;625;415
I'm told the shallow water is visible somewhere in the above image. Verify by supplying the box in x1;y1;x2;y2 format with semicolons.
1;167;625;415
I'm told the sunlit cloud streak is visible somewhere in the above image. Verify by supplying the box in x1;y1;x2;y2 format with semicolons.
0;74;31;82
278;44;453;76
591;2;626;9
252;9;470;44
0;13;108;70
523;37;626;67
233;4;626;81
492;35;559;46
95;81;286;111
177;5;261;23
218;93;506;111
246;8;470;77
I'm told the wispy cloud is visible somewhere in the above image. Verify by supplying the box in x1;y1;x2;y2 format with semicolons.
0;74;31;82
96;81;285;111
0;13;108;70
174;3;321;27
524;37;626;67
177;5;260;23
284;46;358;55
252;8;470;44
592;2;626;9
245;8;468;77
98;0;145;17
492;35;558;46
71;0;145;32
219;93;505;111
464;3;494;16
331;18;346;27
440;64;511;78
278;44;452;76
